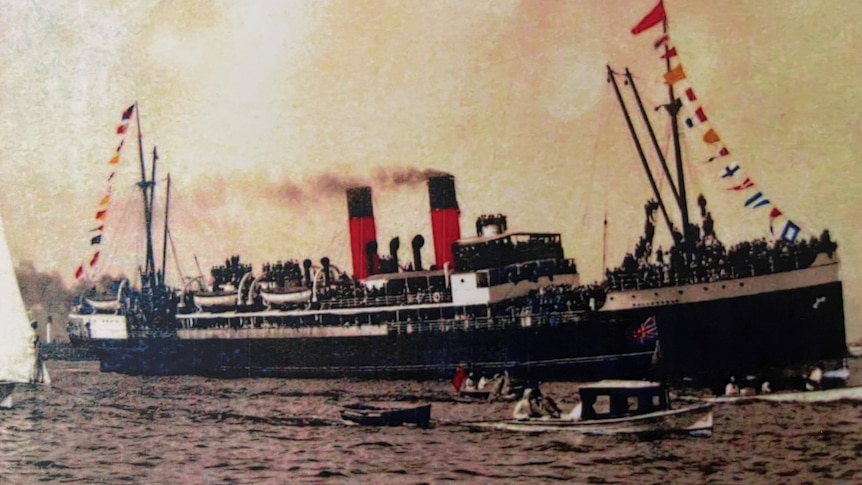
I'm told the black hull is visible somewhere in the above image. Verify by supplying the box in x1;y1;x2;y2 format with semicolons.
90;320;655;381
85;279;847;384
601;281;847;384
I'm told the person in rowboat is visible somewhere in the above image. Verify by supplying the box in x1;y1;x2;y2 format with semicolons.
724;376;740;396
530;382;562;418
512;388;543;420
806;363;824;391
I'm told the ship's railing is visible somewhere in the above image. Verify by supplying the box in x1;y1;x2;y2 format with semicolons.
318;290;453;309
606;252;821;292
386;310;588;335
176;308;590;334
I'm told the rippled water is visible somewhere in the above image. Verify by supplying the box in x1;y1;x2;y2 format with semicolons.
2;359;861;484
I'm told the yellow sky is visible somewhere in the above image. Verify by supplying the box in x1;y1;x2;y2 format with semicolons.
2;0;861;339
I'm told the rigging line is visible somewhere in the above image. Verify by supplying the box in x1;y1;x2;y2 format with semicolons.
581;85;616;275
94;182;139;280
627;70;671;113
167;228;187;284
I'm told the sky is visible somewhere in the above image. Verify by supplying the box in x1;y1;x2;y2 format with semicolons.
1;0;861;340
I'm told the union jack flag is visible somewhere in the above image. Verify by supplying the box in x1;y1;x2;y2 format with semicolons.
630;316;658;344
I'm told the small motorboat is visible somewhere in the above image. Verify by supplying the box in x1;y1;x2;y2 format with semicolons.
466;380;713;438
340;402;432;427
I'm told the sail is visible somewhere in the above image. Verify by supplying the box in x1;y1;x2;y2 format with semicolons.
0;211;36;384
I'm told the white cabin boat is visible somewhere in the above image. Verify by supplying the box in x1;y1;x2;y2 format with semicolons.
467;380;713;438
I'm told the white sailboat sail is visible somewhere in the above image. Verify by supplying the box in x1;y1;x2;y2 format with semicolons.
0;210;37;406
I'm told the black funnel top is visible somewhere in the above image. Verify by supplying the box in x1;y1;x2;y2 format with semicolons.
347;187;374;218
428;175;458;210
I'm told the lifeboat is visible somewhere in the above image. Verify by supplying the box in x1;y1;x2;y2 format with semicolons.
259;286;312;308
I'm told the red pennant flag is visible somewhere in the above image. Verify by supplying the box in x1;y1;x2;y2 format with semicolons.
116;124;128;135
728;177;754;191
653;34;669;48
89;251;100;267
685;88;697;101
707;147;731;163
768;207;783;234
631;1;666;35
90;224;104;232
74;265;84;279
96;210;107;220
660;47;678;59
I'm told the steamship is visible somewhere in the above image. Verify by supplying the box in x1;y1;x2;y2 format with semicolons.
69;3;848;384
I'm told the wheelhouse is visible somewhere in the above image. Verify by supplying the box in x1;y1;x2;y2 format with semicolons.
578;380;670;420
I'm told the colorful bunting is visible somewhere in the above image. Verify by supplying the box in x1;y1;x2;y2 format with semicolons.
703;128;720;144
721;162;740;178
728;178;754;191
744;192;769;208
663;64;686;85
631;1;666;35
781;221;800;242
632;4;810;242
768;207;783;234
76;102;137;280
685;107;708;128
653;34;669;48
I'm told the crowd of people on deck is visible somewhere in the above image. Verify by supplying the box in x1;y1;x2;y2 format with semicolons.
490;283;605;318
605;230;837;292
603;195;839;292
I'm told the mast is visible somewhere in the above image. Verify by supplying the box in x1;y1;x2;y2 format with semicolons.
161;173;171;286
135;103;156;288
663;14;690;240
607;66;675;240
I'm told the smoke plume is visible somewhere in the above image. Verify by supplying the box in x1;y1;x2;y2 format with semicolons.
265;166;450;204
